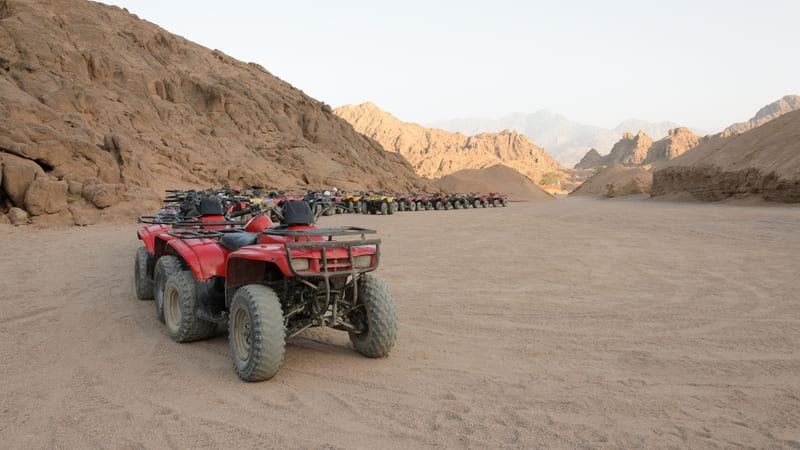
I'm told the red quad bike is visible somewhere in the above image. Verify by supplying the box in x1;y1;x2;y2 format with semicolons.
136;201;398;382
135;196;249;301
487;192;509;207
469;193;489;208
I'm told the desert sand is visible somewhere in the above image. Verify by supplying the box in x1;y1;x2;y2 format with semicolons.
1;197;799;448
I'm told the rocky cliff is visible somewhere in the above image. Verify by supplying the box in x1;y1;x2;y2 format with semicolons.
652;109;800;202
722;95;800;137
0;0;429;225
334;102;565;186
578;127;702;170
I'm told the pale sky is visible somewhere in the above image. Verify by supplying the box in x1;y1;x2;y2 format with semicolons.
107;0;799;131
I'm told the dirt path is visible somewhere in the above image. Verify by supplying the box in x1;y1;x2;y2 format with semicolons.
1;197;798;448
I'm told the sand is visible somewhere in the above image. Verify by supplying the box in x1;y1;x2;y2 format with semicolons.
1;197;799;448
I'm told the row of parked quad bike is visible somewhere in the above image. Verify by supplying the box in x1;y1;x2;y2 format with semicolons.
141;187;509;224
136;192;398;382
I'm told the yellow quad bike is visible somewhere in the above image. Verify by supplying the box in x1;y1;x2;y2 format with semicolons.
362;191;395;215
342;190;364;214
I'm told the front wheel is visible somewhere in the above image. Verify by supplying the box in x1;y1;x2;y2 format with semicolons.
493;199;500;207
154;255;182;323
134;246;154;300
348;275;398;358
380;202;388;215
163;270;217;343
229;285;286;382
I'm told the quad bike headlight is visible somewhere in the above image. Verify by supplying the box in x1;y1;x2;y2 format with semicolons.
291;258;310;271
354;255;373;269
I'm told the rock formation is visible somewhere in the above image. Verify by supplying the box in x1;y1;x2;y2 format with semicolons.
577;128;702;170
574;148;602;170
722;95;800;137
334;102;565;187
644;127;703;164
0;0;430;225
652;109;800;202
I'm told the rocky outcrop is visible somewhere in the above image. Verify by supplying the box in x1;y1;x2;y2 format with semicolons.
652;109;800;203
722;95;800;137
0;0;431;225
334;102;565;186
577;127;702;171
603;131;654;166
574;148;602;169
644;127;702;164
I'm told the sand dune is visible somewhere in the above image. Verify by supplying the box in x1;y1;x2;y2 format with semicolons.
1;198;798;447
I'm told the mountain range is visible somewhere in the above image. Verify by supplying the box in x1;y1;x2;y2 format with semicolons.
428;110;686;167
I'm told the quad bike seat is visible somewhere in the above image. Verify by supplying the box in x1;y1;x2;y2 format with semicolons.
219;231;260;251
281;201;314;226
199;197;225;216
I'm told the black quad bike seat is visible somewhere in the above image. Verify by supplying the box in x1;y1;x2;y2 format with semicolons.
219;231;260;251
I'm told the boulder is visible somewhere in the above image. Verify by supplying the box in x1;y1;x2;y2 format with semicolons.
8;207;30;225
24;177;68;215
67;180;83;197
82;182;121;208
1;155;44;207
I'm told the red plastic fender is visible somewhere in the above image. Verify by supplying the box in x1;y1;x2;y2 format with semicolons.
165;238;230;281
137;224;171;253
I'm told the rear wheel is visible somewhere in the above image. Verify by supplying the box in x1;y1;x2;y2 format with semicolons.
380;202;388;215
163;271;217;342
416;202;423;211
408;201;416;212
154;255;182;323
493;199;500;207
229;285;286;381
348;275;398;358
398;201;405;212
502;199;508;206
473;199;480;208
134;246;154;300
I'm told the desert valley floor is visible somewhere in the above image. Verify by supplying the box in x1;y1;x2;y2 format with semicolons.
1;196;798;448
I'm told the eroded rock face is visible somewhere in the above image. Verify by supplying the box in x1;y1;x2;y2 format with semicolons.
652;109;800;203
24;177;68;215
1;154;45;208
722;95;800;136
0;0;431;225
334;102;565;185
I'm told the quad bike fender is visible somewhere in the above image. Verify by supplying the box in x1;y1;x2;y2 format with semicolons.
137;224;171;253
163;238;229;281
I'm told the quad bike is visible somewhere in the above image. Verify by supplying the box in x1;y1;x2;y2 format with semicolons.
134;200;397;382
469;193;489;208
342;191;364;213
488;192;509;207
428;193;450;210
394;194;420;212
362;191;395;215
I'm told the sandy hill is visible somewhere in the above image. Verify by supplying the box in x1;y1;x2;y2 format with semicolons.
652;109;800;202
334;102;566;187
0;0;430;226
569;165;653;198
435;164;553;202
722;95;800;137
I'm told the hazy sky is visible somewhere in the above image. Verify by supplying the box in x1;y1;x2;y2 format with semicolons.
108;0;798;131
